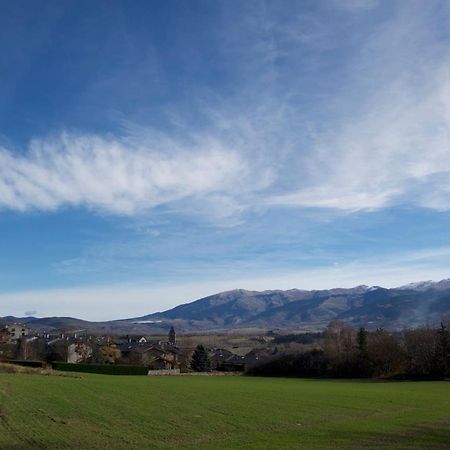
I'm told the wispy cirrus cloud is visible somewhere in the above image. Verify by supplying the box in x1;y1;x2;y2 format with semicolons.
0;130;271;216
1;1;449;220
2;1;450;320
269;1;450;212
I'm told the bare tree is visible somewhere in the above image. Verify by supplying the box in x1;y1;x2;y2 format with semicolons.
403;327;437;377
367;330;404;377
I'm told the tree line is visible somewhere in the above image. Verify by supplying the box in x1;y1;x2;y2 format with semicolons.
248;320;450;379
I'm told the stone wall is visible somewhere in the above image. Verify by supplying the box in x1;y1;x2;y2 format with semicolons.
147;369;180;376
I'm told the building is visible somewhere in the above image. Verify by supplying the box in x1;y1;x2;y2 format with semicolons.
5;324;29;341
0;327;10;344
67;341;93;363
210;348;246;371
142;345;178;369
118;342;179;369
208;347;270;372
210;348;236;369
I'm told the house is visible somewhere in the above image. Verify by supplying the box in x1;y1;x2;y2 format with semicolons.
4;324;29;341
0;327;10;344
208;347;270;372
209;348;246;371
67;341;93;363
151;356;177;370
210;348;237;369
118;342;179;369
117;342;147;364
142;345;178;369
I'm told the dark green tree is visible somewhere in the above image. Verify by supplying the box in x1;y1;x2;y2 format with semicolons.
435;322;450;377
357;327;368;358
168;326;176;345
356;327;370;376
190;344;211;372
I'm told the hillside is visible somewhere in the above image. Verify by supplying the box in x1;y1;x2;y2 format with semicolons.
134;279;450;331
3;279;450;332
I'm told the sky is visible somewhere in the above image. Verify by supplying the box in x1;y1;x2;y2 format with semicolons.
1;0;450;320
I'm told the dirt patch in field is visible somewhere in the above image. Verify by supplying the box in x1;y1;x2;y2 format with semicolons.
0;363;79;377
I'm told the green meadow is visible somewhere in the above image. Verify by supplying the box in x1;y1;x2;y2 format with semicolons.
0;373;449;449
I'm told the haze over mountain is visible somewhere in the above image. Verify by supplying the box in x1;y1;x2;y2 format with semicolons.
3;279;450;333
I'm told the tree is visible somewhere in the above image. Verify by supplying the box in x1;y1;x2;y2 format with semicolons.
102;346;121;364
168;326;176;345
367;329;404;377
356;327;370;376
323;320;357;376
190;344;211;372
357;328;368;358
403;327;437;378
435;322;450;377
323;320;356;357
45;340;68;363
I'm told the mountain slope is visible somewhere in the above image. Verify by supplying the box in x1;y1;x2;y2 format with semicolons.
136;280;450;331
3;279;450;332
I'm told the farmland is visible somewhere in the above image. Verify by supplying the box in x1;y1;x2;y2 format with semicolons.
0;373;449;449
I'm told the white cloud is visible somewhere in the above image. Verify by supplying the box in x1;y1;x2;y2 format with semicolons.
269;2;450;212
1;2;449;219
0;131;264;215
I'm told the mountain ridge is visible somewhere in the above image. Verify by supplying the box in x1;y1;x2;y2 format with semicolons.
2;279;450;332
133;279;450;331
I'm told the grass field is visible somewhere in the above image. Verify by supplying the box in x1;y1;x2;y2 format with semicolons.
0;373;449;449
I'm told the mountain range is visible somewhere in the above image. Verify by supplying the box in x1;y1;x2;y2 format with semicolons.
2;279;450;333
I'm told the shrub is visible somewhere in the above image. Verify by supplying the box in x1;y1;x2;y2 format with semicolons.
51;362;148;375
7;360;45;368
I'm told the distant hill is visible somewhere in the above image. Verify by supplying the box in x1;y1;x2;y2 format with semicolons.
0;315;164;335
3;278;450;333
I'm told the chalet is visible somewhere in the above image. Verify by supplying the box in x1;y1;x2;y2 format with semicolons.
151;356;177;370
210;348;237;369
119;328;179;368
142;345;178;369
118;342;178;369
209;347;270;372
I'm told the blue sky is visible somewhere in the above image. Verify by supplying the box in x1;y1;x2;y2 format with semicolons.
1;0;450;320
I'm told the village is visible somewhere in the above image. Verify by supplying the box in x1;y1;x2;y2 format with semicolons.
0;322;282;374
